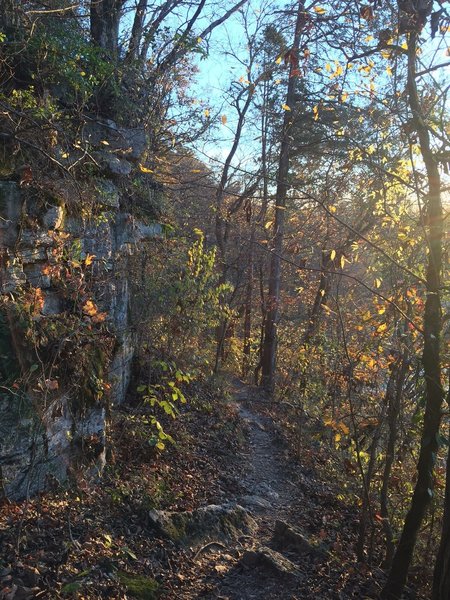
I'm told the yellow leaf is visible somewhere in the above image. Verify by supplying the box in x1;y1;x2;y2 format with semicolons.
341;92;348;102
82;300;98;317
139;164;153;173
340;255;345;269
197;37;202;43
265;220;273;230
314;6;326;14
374;278;382;288
378;307;386;315
330;249;336;261
204;109;210;118
338;422;350;435
85;253;95;266
325;63;332;72
275;55;282;64
386;65;393;76
313;105;319;121
329;205;337;213
221;114;227;125
282;103;291;111
377;323;388;333
100;140;109;146
335;433;341;442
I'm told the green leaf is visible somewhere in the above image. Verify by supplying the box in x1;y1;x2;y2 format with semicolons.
61;582;82;595
122;547;137;560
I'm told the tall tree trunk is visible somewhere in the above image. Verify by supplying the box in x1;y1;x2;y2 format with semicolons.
303;250;334;344
242;227;254;378
260;1;305;394
0;0;21;36
380;349;409;569
356;406;385;562
127;0;148;61
89;0;124;115
381;29;444;600
90;0;123;59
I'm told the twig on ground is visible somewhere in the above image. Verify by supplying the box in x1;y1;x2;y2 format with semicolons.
193;541;228;561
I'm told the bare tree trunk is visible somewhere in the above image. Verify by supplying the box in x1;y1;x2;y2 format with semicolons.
0;0;21;36
127;0;148;61
261;2;306;394
90;0;123;59
381;29;444;599
356;407;385;562
242;227;254;377
380;350;409;569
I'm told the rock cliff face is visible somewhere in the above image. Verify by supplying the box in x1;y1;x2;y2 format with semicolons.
0;120;162;499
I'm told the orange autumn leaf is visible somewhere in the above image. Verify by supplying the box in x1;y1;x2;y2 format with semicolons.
91;312;107;324
82;300;98;317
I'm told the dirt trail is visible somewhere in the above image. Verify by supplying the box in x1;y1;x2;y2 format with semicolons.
178;380;323;600
235;390;300;517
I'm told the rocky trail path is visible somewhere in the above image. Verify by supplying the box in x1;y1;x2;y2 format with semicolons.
163;379;341;600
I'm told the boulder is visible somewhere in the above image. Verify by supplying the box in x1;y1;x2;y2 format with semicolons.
83;119;147;161
240;546;300;578
272;520;322;557
42;205;64;230
239;495;272;510
148;503;257;547
94;178;120;209
23;263;51;288
94;151;132;177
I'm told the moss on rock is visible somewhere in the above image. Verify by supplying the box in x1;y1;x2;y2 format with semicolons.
117;572;160;600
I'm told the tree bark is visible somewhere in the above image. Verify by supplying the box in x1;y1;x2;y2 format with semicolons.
127;0;148;61
381;29;444;600
432;386;450;599
90;0;123;60
260;2;306;394
380;350;409;569
242;225;254;377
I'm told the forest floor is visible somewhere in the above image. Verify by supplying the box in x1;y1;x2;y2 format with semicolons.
0;377;428;599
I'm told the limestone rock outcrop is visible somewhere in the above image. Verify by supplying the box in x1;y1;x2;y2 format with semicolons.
0;120;163;499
